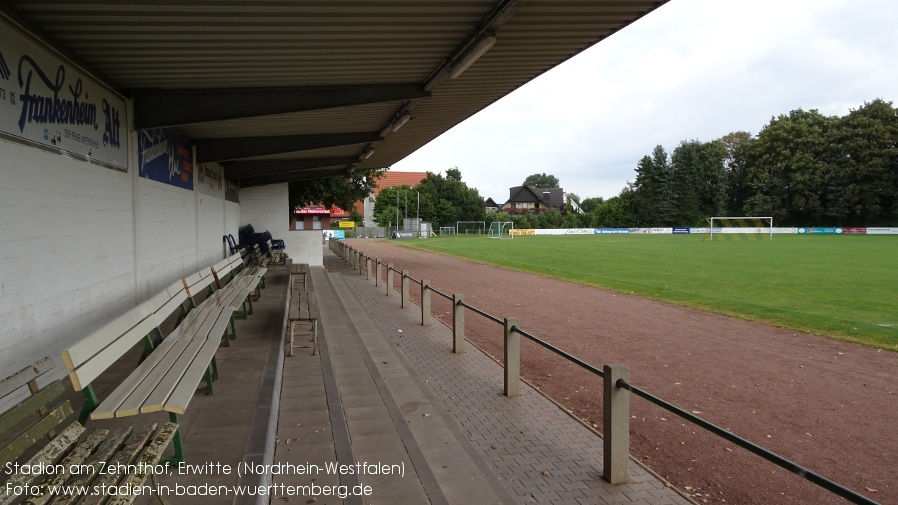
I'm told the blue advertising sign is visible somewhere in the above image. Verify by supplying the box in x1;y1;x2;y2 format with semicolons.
594;228;629;234
672;228;690;234
137;128;194;190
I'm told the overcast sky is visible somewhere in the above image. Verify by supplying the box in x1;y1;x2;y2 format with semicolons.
391;0;898;201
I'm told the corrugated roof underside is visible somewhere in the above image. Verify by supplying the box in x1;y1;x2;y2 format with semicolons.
10;0;666;177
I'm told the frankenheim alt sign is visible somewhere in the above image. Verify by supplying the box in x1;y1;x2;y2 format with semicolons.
0;16;127;170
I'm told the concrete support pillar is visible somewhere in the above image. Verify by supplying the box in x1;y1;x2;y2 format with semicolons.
375;260;381;287
365;257;371;280
504;317;520;397
386;263;394;296
401;270;410;308
603;364;630;484
452;294;464;353
421;280;431;326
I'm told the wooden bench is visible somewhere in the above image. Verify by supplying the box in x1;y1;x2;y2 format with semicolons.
218;252;267;318
290;262;310;291
0;358;177;505
62;257;257;461
63;279;189;425
287;284;319;357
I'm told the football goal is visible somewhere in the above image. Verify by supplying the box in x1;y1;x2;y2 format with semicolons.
708;216;773;240
456;221;486;236
439;226;455;237
488;221;514;239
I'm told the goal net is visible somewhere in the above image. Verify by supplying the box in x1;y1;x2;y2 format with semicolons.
708;217;773;240
439;226;455;237
488;221;514;239
456;221;486;236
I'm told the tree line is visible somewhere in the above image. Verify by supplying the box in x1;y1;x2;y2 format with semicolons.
583;98;898;228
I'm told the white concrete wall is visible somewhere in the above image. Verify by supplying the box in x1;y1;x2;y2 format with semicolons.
0;140;235;378
239;184;289;238
285;231;325;266
0;141;136;376
239;184;323;266
136;179;198;298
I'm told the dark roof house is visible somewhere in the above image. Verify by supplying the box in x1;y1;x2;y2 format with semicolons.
501;186;564;213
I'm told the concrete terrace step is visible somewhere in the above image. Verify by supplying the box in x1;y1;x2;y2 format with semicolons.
320;247;694;505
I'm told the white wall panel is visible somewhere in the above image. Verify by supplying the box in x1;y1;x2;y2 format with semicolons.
136;178;197;298
0;141;135;376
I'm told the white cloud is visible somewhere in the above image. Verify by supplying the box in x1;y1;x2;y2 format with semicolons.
393;0;898;200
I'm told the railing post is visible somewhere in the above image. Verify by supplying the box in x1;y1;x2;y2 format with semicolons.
421;280;431;326
452;294;464;353
504;317;520;397
375;260;381;287
386;263;394;296
603;364;630;484
401;270;410;308
357;251;362;274
365;256;371;280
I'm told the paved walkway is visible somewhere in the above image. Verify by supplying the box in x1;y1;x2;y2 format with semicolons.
270;249;691;505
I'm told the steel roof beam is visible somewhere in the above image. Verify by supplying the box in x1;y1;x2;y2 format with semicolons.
132;84;430;129
224;157;358;179
240;169;350;187
195;132;382;163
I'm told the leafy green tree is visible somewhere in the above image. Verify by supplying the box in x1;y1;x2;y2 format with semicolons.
523;173;560;188
579;196;604;214
289;169;383;211
537;207;563;228
588;188;636;227
825;99;898;226
719;131;755;215
372;185;412;228
414;168;485;227
744;109;836;225
670;140;704;225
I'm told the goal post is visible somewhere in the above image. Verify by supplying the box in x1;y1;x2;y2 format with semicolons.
456;221;486;236
708;217;773;240
488;221;514;239
439;226;455;237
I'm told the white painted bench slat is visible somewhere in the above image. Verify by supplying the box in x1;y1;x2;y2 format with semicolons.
163;310;233;414
109;304;222;418
66;288;188;392
182;267;216;297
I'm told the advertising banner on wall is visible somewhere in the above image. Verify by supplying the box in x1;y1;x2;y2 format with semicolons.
137;128;194;190
0;17;128;169
196;163;223;196
594;228;629;234
866;227;898;235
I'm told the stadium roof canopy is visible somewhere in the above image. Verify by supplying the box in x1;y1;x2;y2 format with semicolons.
3;1;667;187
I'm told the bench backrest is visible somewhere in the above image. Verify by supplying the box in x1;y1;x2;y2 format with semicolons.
211;252;243;289
63;280;188;391
182;267;217;306
0;359;77;468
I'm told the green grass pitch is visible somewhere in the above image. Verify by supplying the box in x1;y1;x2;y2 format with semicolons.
403;234;898;350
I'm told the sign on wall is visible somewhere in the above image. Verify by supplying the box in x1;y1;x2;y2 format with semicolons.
196;163;223;196
137;128;194;190
0;17;128;169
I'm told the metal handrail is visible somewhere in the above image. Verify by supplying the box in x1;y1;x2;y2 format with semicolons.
458;300;503;325
511;326;605;378
617;379;879;505
428;286;452;301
